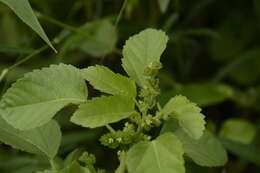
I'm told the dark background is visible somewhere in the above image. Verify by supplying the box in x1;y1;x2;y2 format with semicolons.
0;0;260;172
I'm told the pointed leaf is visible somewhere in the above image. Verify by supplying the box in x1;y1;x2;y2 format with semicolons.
122;29;168;86
126;133;185;173
71;95;135;128
81;65;136;98
158;0;170;13
162;95;206;139
161;119;228;167
0;64;87;130
0;0;56;51
0;115;61;159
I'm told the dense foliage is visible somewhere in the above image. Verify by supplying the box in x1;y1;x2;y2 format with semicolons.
0;0;259;173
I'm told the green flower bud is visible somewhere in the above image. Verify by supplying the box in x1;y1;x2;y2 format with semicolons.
79;152;96;165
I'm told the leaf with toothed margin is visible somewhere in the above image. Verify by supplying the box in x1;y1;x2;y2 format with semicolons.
161;118;228;167
126;133;185;173
122;29;168;86
81;65;136;98
0;64;87;130
162;95;206;139
71;95;135;128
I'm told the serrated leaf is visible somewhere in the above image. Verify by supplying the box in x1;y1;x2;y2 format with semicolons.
162;95;206;139
158;0;170;13
71;95;135;128
0;0;56;51
0;64;87;130
219;118;256;144
122;29;168;86
126;133;184;173
0;114;61;159
161;119;227;167
81;65;136;98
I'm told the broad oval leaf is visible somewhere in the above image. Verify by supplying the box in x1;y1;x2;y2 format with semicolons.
71;95;135;128
126;133;185;173
162;95;206;139
161;119;228;167
219;118;256;144
60;20;117;57
122;28;168;86
0;0;56;51
0;64;87;130
0;115;61;159
81;65;136;98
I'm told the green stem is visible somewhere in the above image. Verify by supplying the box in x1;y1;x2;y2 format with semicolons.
115;151;127;173
36;11;121;56
0;69;9;83
9;45;49;70
36;11;110;48
106;124;116;133
50;158;58;171
115;0;128;28
0;45;48;83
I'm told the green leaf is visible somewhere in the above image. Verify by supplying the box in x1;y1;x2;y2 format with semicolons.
158;0;170;13
64;149;84;166
219;118;256;144
126;133;185;173
0;115;61;159
37;171;56;173
158;83;233;107
60;20;117;57
122;29;168;86
59;162;91;173
71;95;135;128
161;119;228;167
0;0;56;52
220;138;260;166
162;95;206;139
81;65;136;98
0;64;87;130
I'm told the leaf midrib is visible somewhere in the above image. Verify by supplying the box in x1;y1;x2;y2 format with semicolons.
3;98;86;109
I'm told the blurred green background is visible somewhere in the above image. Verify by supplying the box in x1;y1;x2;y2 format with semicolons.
0;0;260;172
